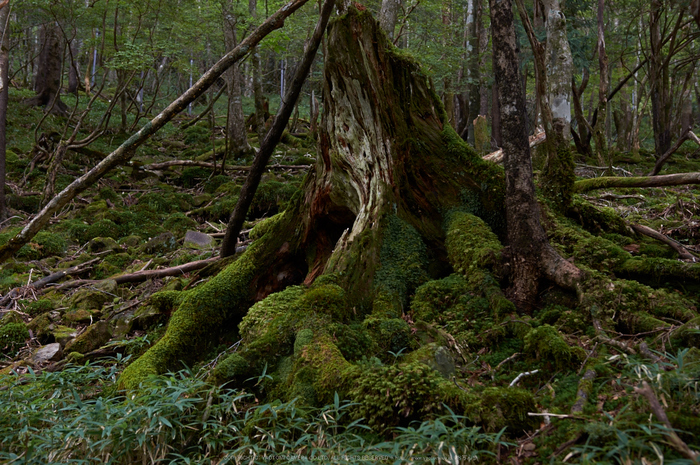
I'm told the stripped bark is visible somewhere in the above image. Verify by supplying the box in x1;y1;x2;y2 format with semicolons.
0;0;312;264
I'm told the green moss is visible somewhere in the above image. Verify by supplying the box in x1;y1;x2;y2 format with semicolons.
348;360;445;430
293;328;315;356
16;231;67;260
210;353;248;385
445;211;502;274
249;213;284;241
239;285;305;341
540;139;576;212
85;219;122;241
478;387;538;433
296;284;347;322
374;215;429;306
162;213;197;237
523;324;577;370
0;322;29;356
411;273;470;323
363;316;414;357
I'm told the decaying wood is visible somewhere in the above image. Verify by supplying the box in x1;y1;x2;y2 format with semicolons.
574;172;700;193
141;160;310;172
629;223;697;261
635;381;699;462
482;127;546;164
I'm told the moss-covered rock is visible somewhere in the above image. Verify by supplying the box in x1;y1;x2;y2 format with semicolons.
445;211;502;273
139;232;178;255
87;236;121;253
69;280;118;312
64;321;112;354
523;324;580;370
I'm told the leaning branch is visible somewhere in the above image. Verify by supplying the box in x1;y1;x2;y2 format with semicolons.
0;0;311;264
220;0;336;257
574;172;700;193
628;223;697;261
483;128;546;164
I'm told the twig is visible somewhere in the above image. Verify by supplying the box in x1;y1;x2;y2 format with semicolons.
628;222;697;261
496;352;520;370
510;369;539;387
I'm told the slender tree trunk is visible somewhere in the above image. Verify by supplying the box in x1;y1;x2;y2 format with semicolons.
24;22;68;115
379;0;401;39
591;0;609;166
491;0;582;310
0;0;9;221
67;38;80;95
649;0;672;159
221;0;335;257
223;2;251;158
250;0;267;141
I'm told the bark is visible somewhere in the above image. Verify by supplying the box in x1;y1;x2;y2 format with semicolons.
0;0;8;221
591;0;609;166
0;0;313;264
223;2;252;158
24;22;68;115
574;172;700;193
220;0;335;257
378;0;401;39
515;0;575;211
491;0;582;309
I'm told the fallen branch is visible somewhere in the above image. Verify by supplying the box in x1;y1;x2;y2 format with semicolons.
483;128;546;164
0;0;313;264
635;381;699;462
574;172;700;193
628;223;697;261
113;257;219;284
141;160;310;172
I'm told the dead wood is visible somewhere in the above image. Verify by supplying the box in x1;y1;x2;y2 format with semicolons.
628;223;698;261
574;172;700;193
141;160;310;172
649;130;700;176
482;127;546;164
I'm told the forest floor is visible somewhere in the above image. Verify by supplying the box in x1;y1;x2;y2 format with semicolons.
1;86;700;463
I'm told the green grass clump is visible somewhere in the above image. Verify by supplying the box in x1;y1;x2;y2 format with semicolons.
0;322;29;356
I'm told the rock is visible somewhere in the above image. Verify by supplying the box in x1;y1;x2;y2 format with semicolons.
140;232;178;255
63;309;97;325
52;325;79;347
184;230;213;249
31;343;62;364
109;308;137;339
68;279;118;311
64;321;112;354
431;346;456;378
88;236;121;253
27;312;55;342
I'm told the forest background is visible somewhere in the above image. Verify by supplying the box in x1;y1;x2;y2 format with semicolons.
0;0;699;463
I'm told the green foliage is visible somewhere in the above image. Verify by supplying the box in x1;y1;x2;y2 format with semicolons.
15;231;67;260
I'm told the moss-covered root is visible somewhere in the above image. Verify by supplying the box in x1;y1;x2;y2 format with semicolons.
571;368;596;414
118;213;294;392
445;211;514;316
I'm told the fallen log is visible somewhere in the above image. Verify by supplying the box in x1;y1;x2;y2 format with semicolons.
574;172;700;193
483;127;546;163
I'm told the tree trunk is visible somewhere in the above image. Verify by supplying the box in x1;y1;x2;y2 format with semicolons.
0;0;8;221
649;0;673;159
223;3;251;158
492;0;582;309
378;0;401;39
24;22;68;115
